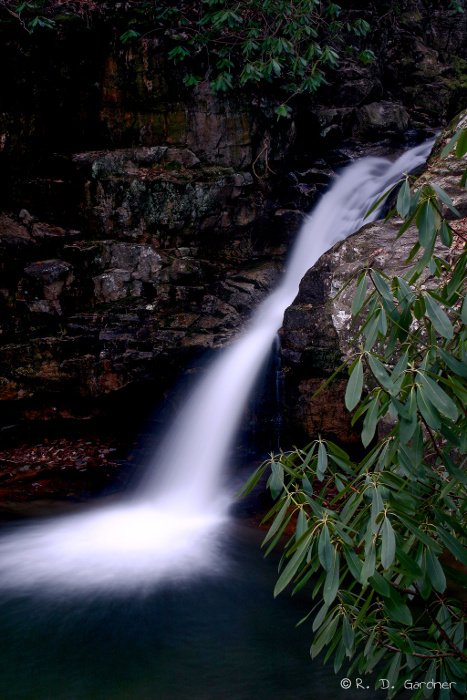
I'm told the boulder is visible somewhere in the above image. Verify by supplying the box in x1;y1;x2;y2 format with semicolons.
21;259;74;315
354;101;410;138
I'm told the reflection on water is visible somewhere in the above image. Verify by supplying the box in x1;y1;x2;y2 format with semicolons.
0;522;380;700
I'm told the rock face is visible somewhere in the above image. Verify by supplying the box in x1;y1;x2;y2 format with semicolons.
0;4;465;433
280;112;467;445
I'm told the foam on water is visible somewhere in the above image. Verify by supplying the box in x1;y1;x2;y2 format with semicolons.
0;140;434;594
0;504;228;593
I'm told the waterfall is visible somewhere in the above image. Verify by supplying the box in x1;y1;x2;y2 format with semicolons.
0;140;433;594
272;333;283;451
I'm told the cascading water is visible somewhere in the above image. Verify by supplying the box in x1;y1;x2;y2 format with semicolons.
0;140;434;594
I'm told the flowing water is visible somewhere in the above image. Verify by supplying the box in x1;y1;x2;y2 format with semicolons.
0;142;432;698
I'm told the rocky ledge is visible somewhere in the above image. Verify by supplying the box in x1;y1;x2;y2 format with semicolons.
280;112;467;446
0;143;283;428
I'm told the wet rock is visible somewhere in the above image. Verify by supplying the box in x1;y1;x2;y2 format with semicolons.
18;209;35;227
164;258;203;284
21;259;74;315
95;242;161;280
355;101;410;138
186;81;253;168
281;112;467;445
31;222;68;241
316;107;356;141
23;259;72;285
93;269;132;303
92;242;162;303
73;146;256;241
0;214;33;248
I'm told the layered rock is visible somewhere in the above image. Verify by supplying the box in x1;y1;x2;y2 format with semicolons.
0;3;465;435
0;201;281;425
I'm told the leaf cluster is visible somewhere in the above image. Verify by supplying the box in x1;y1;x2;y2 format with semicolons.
0;0;374;118
242;127;467;697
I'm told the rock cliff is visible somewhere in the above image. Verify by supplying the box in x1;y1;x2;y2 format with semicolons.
0;1;465;437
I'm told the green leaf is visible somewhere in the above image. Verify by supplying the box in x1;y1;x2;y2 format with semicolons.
345;549;363;581
312;602;329;632
274;534;311;597
238;462;267;497
326;441;351;462
426;549;446;592
392;350;409;381
406;240;421;265
416;386;442;430
386;652;402;697
445;374;467;407
295;508;308;542
269;461;285;499
361;541;376;584
361;397;379;447
310;613;339;659
120;29;141;44
275;103;292;119
396;179;411;217
302;476;313;498
371;487;384;531
385;596;413;625
439;220;453;246
436;527;467;565
168;45;191;63
262;511;294;557
323;549;340;605
439;349;467;378
397;516;442;552
441;129;461;157
367;354;392;391
372;270;393;302
417;373;459;421
263;496;290;544
396;546;423;578
183;73;202;87
369;571;391;597
456;128;467;157
395;277;415;304
318;524;333;571
381;517;396;569
399;388;418;443
430;183;461;216
365;182;400;219
342;615;355;653
461;295;467;325
416;200;437;248
424;294;454;339
352;273;368;316
363;310;380;351
317;442;328;480
345;358;364;411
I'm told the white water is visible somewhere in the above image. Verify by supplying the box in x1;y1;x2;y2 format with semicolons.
0;140;433;594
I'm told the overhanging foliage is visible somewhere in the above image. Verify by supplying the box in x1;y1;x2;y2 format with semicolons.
0;0;375;117
242;125;467;697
